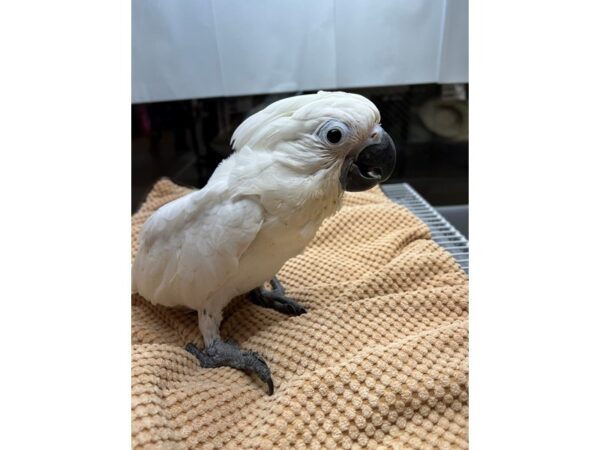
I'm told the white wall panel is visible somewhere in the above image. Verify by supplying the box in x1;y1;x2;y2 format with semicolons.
211;0;337;97
132;0;468;103
335;0;445;87
438;0;469;83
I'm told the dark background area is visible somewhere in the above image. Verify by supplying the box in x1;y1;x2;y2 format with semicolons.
132;83;468;214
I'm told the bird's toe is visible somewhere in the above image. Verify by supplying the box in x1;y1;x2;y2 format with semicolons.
244;351;274;395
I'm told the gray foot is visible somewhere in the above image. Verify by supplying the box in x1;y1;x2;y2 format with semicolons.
250;277;307;316
185;340;274;395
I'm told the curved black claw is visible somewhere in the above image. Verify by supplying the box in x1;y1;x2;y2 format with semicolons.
247;351;274;395
272;297;307;315
250;277;308;316
185;340;274;395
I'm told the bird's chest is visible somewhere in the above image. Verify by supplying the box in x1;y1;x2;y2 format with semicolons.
231;196;338;294
261;193;339;253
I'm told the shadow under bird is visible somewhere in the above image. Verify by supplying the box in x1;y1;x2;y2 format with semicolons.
132;91;397;394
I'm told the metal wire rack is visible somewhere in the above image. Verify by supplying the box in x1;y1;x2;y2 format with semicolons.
382;183;469;274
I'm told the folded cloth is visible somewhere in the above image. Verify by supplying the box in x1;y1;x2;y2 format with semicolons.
131;179;468;449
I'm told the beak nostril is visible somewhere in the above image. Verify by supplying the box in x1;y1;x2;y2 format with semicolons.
370;132;378;140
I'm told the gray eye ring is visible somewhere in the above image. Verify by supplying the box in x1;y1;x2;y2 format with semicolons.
318;120;349;146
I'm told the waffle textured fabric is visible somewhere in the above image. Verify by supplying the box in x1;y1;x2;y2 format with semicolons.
131;179;469;449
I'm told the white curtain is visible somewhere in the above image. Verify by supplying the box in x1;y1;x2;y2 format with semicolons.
132;0;468;103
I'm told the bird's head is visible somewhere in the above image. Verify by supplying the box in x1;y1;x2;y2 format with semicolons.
231;91;396;192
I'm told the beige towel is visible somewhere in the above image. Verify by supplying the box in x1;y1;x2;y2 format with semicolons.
132;179;468;449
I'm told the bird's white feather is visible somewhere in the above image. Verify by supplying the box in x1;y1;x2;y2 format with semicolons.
132;176;264;310
133;91;381;322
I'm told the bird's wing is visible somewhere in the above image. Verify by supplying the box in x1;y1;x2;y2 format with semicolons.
132;189;264;308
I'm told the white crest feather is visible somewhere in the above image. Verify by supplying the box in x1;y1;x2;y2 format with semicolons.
231;91;380;152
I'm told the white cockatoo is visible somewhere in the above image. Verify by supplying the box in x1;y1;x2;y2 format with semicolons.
132;91;396;394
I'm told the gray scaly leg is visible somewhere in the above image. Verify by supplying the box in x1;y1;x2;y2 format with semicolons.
185;308;274;395
185;340;274;395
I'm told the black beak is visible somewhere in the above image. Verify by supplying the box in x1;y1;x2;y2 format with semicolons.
340;130;397;192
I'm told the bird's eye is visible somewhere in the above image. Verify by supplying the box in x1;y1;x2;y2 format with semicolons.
326;128;342;144
319;120;348;146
